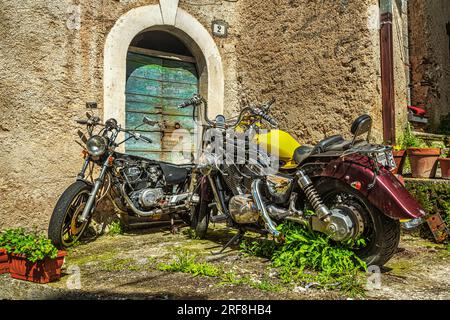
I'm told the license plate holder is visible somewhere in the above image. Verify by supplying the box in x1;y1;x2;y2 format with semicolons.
376;150;396;169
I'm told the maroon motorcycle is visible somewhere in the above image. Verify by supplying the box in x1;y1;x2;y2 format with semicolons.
182;95;426;266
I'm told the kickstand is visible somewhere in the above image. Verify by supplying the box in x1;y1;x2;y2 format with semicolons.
212;230;245;255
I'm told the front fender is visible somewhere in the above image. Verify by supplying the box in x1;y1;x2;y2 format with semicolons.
318;154;426;220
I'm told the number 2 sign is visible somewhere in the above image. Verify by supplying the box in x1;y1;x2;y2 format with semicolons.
212;20;228;38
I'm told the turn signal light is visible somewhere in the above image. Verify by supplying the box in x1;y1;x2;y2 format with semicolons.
351;181;362;190
81;149;88;158
108;156;115;166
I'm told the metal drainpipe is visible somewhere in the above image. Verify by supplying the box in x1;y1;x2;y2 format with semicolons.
403;0;412;107
380;0;396;145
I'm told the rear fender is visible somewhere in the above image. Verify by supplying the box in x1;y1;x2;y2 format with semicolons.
317;154;426;220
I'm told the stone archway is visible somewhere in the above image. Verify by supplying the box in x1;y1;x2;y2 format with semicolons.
103;3;224;136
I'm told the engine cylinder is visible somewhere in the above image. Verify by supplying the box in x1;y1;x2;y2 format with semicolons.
228;194;260;224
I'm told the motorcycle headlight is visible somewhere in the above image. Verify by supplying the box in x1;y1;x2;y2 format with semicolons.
86;135;107;157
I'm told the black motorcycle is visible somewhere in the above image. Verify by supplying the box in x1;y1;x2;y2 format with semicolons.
181;95;425;266
48;109;197;248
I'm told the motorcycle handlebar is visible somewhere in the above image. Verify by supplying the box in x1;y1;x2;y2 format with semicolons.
251;107;278;127
139;135;153;144
177;94;278;129
76;116;102;126
127;131;153;144
178;95;202;109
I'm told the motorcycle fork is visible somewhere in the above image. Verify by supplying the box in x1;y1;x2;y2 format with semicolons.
77;156;91;180
78;157;110;223
207;175;226;215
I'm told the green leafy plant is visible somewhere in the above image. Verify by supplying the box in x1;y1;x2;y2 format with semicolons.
158;250;221;277
398;123;427;149
108;220;124;235
0;228;26;251
182;228;201;240
251;277;281;292
240;222;367;297
430;141;446;149
239;237;278;259
0;228;58;263
271;223;366;274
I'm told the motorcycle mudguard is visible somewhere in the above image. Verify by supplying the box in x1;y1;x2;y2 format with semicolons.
317;154;426;220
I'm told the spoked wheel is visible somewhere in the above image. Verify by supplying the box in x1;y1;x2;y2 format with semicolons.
312;178;400;266
48;181;92;248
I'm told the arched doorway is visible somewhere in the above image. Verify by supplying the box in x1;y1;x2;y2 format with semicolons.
125;30;199;163
103;4;224;159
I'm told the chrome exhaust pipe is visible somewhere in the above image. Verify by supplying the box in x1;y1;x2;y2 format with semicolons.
251;179;280;237
120;184;188;217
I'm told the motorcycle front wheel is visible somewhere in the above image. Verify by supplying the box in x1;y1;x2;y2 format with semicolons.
312;178;401;267
48;181;92;248
190;198;210;239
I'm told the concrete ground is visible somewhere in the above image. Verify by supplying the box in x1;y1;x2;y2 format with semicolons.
0;224;449;300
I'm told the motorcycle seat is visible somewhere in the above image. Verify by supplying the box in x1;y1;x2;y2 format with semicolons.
293;135;348;165
313;135;345;153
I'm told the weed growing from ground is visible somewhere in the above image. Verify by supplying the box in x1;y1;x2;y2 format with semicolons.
240;222;367;297
108;220;124;235
158;250;281;292
102;258;141;272
182;228;201;240
158;250;221;277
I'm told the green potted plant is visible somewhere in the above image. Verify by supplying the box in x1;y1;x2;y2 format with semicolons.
401;124;441;178
0;228;66;283
439;149;450;179
0;228;26;275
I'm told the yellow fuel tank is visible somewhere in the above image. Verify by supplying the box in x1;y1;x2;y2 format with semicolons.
255;129;301;169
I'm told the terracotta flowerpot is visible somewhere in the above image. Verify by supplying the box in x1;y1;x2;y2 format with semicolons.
439;158;450;179
0;249;9;274
391;150;406;174
8;251;67;284
407;148;441;178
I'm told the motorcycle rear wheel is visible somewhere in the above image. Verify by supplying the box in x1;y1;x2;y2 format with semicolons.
313;178;400;266
48;181;92;248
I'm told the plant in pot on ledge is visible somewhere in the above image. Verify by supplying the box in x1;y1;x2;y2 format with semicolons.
401;124;442;178
0;228;67;283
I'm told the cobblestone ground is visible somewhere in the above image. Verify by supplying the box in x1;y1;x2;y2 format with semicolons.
0;224;448;300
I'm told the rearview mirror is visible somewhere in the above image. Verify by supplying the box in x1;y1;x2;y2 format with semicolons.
143;116;158;126
86;101;97;109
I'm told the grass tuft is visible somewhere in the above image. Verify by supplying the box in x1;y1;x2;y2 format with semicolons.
158;251;221;277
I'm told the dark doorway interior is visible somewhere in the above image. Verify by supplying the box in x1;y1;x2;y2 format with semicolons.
130;31;193;57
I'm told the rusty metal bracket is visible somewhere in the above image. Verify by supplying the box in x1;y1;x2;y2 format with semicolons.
426;213;449;243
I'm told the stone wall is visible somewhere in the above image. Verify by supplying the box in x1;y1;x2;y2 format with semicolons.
409;0;450;130
0;0;409;230
235;0;388;144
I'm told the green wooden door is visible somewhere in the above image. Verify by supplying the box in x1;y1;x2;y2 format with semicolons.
125;51;198;163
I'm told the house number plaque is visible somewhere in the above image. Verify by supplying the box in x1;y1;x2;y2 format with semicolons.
212;20;228;38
